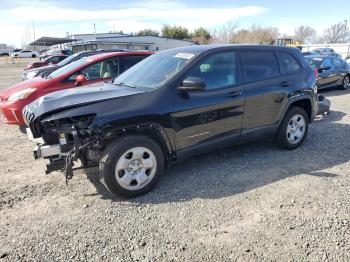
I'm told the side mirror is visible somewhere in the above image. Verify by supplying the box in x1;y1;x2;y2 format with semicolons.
318;66;331;72
75;74;86;86
178;77;206;92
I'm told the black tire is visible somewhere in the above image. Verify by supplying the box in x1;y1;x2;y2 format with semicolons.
275;106;309;150
32;54;36;58
340;75;349;90
99;136;164;198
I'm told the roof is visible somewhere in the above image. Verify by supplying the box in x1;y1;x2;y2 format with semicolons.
29;37;75;47
80;51;153;62
159;44;298;54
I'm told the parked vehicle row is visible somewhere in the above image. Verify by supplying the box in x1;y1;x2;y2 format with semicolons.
22;45;319;197
22;48;127;80
0;51;152;126
39;49;73;60
25;54;68;70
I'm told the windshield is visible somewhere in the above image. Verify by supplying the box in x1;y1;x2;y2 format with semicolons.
49;57;89;79
113;50;197;89
305;57;323;69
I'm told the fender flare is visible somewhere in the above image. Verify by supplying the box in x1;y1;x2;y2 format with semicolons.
100;122;175;161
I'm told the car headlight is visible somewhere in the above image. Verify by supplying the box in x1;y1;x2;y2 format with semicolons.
7;88;36;102
26;71;39;79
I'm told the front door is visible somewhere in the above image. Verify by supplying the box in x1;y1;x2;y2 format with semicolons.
172;51;245;151
318;58;338;88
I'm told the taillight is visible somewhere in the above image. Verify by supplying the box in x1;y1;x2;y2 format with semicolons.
313;69;319;78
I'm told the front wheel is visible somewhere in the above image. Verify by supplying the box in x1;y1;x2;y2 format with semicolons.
276;106;309;150
340;75;349;90
32;54;36;58
99;136;164;198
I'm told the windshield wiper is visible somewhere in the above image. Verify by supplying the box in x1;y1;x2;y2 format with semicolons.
114;82;135;88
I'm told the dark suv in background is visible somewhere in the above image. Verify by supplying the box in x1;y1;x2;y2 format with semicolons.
24;45;318;198
305;55;350;90
22;49;127;80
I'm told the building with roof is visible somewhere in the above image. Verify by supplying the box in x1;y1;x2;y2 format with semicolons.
67;34;194;52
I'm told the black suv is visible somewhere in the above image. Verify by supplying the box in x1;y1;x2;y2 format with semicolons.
24;45;318;198
22;49;127;80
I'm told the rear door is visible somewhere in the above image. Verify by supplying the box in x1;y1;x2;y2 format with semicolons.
239;50;287;131
172;51;245;151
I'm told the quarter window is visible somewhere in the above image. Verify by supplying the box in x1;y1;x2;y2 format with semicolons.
184;52;238;90
278;52;301;74
241;51;280;82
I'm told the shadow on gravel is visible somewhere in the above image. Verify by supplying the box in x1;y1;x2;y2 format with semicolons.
318;87;350;97
85;110;349;203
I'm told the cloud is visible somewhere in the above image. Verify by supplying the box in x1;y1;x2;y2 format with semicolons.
0;0;268;46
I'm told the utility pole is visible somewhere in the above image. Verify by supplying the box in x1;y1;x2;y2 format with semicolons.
32;21;36;50
93;23;96;38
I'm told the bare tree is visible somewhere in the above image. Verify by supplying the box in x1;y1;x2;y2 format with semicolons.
293;25;316;44
322;22;349;43
211;22;238;43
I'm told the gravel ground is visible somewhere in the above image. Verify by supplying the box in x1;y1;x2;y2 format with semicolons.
0;60;350;261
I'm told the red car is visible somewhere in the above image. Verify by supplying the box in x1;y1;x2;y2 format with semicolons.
0;51;152;126
25;54;68;70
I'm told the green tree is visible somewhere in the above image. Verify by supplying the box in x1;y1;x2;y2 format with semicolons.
161;25;189;39
192;27;212;44
136;29;159;36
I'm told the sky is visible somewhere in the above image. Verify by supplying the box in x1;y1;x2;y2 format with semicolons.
0;0;349;47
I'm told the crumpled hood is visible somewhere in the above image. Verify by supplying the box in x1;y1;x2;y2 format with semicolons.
24;82;144;123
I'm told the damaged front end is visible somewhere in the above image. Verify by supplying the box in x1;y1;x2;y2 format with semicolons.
27;114;101;182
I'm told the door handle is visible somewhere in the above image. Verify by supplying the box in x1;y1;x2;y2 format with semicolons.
280;81;290;87
228;91;242;97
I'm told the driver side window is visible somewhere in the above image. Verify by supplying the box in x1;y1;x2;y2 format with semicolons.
184;52;238;90
321;59;332;68
67;59;119;82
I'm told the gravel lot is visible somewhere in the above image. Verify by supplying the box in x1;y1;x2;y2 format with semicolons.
0;59;350;261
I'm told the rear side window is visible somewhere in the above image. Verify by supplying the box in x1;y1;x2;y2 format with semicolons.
119;55;148;74
278;52;301;74
241;51;279;82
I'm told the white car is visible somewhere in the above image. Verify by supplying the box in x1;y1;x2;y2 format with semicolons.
10;50;40;58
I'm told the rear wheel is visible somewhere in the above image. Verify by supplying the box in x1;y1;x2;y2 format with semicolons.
276;106;309;150
99;136;164;198
340;75;349;90
32;54;36;58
